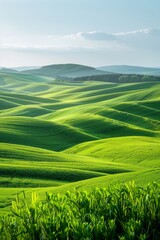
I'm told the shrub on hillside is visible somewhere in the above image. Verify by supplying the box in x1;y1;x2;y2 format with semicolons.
0;182;160;240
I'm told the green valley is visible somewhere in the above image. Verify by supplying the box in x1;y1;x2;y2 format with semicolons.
0;66;160;215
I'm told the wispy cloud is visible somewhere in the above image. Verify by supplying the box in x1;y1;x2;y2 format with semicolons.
75;31;117;41
0;28;160;54
0;33;120;53
115;28;152;36
115;28;160;36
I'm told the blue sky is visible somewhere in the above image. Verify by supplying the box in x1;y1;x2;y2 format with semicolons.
0;0;160;67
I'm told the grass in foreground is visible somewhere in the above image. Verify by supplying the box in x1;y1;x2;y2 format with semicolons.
0;182;160;240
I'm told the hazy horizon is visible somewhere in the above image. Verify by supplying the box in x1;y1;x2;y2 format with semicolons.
1;63;160;70
0;0;160;68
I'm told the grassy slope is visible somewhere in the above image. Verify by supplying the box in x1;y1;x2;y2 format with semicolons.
0;72;160;214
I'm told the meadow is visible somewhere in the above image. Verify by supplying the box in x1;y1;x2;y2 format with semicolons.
0;69;160;217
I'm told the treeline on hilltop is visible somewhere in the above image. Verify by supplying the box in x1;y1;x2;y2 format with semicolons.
74;74;160;83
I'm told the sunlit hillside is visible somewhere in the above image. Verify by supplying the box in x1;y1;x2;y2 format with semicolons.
0;68;160;214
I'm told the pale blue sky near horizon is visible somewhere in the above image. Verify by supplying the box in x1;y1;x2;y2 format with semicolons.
0;0;160;67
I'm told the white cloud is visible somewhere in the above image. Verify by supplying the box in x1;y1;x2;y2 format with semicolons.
75;31;117;41
0;32;120;53
114;28;160;40
0;28;160;56
115;28;160;52
115;28;152;36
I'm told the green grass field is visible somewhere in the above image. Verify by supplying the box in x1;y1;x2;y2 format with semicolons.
0;71;160;214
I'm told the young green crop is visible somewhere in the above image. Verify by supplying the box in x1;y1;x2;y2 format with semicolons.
0;182;160;240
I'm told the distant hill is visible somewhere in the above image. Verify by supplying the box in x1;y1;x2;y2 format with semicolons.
23;63;110;78
1;64;160;84
0;68;18;74
97;65;160;76
13;66;40;71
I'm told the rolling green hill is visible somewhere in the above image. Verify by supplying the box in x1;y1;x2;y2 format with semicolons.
0;70;160;214
23;63;110;78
